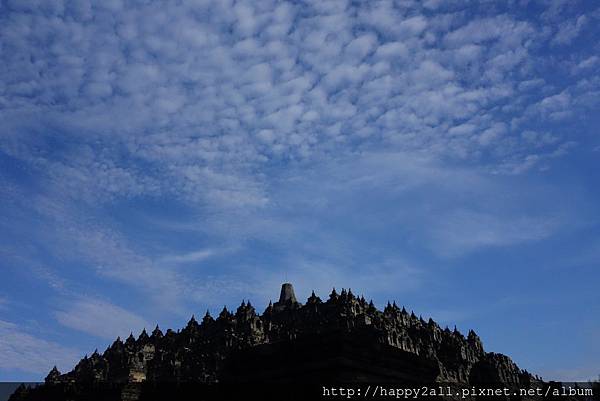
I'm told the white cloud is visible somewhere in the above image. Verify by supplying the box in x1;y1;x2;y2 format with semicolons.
182;256;425;310
0;1;597;381
443;16;533;49
537;367;600;382
0;320;80;374
478;122;507;146
11;190;190;310
428;210;561;257
54;298;149;340
194;152;574;262
160;249;217;265
551;15;588;46
0;0;586;217
268;258;424;304
344;33;378;62
572;56;599;74
533;90;573;121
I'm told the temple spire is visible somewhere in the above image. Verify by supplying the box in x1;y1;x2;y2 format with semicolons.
273;282;300;311
278;282;297;304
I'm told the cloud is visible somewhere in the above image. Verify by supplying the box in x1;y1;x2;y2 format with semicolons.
192;152;575;261
536;91;572;120
538;367;600;382
443;15;533;49
160;249;217;265
572;56;600;74
5;0;585;316
182;256;425;311
54;298;149;340
0;320;80;374
0;1;598;380
551;15;588;46
427;210;561;257
280;259;423;303
1;0;592;327
0;0;589;220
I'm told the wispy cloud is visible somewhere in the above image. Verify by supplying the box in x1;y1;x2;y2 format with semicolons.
551;15;588;46
427;210;562;257
160;249;217;265
252;152;575;259
537;367;600;383
54;298;150;340
0;0;598;382
278;258;424;303
0;320;80;374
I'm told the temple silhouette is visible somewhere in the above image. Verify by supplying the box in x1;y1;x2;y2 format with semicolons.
10;283;544;401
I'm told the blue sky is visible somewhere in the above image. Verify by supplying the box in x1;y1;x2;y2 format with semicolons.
1;0;599;382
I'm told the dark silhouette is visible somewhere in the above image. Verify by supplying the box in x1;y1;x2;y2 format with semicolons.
10;283;544;400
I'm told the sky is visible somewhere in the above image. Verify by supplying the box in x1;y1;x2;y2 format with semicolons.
0;0;599;383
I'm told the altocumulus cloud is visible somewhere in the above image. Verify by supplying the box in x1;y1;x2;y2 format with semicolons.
1;0;598;299
1;0;598;210
0;0;599;382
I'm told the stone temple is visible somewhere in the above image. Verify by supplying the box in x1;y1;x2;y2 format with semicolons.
10;283;545;401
